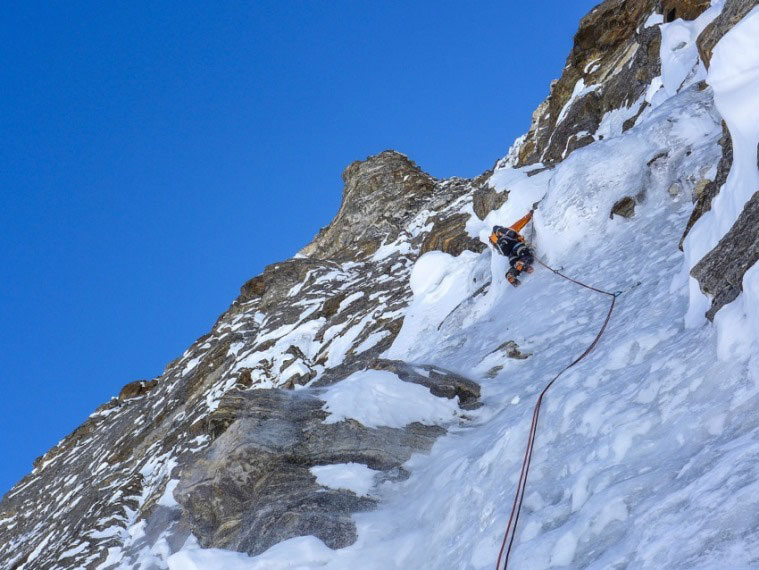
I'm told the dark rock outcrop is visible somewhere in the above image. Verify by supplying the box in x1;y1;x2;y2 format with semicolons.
492;340;532;360
516;0;661;166
611;196;637;219
370;359;481;409
239;258;332;306
691;192;759;320
118;379;159;402
420;213;485;257
299;151;436;261
661;0;711;22
312;358;481;410
472;185;509;220
175;362;479;556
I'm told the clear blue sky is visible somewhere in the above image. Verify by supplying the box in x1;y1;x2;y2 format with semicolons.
0;1;599;495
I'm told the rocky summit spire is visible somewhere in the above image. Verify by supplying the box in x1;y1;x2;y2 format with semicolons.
299;150;437;261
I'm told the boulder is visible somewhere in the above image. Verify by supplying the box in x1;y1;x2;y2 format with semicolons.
118;379;159;402
420;214;485;257
472;185;508;220
611;196;637;219
492;340;532;360
236;368;253;389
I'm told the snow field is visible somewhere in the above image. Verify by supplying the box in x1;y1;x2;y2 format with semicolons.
168;535;335;570
658;2;723;97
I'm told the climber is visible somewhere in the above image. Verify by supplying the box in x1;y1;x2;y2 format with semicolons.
490;209;535;287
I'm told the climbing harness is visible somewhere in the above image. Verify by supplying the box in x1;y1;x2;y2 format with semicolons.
495;257;638;570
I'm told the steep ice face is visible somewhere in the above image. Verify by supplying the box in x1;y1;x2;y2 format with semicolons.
171;25;759;569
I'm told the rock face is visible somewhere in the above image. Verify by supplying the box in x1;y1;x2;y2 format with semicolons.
175;360;479;557
680;0;759;318
420;213;485;256
118;379;159;402
299;151;436;260
516;0;661;166
472;184;508;220
680;122;733;249
691;192;759;320
661;0;711;22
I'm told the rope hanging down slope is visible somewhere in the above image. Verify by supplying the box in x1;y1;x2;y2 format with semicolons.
495;257;636;570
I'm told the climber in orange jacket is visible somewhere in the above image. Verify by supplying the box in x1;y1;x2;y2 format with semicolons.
489;210;534;287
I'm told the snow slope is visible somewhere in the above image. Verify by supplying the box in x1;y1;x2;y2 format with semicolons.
168;7;759;569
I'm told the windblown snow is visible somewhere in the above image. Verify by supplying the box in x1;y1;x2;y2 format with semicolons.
166;5;759;570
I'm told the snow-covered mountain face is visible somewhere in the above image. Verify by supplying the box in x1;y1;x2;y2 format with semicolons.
2;1;758;569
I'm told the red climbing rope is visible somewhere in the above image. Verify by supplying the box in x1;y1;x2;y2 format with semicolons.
495;257;620;570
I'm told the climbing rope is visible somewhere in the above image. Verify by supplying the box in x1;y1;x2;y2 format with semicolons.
495;257;628;570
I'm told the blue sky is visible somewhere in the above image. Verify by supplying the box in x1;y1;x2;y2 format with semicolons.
0;1;599;495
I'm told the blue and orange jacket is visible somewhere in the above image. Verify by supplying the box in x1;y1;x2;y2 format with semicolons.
489;210;533;257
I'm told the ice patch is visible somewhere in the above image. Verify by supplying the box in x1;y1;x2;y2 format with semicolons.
310;463;379;497
320;369;460;429
337;291;365;313
659;4;722;97
550;531;577;567
157;480;179;508
354;330;391;354
556;79;600;125
644;12;664;28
